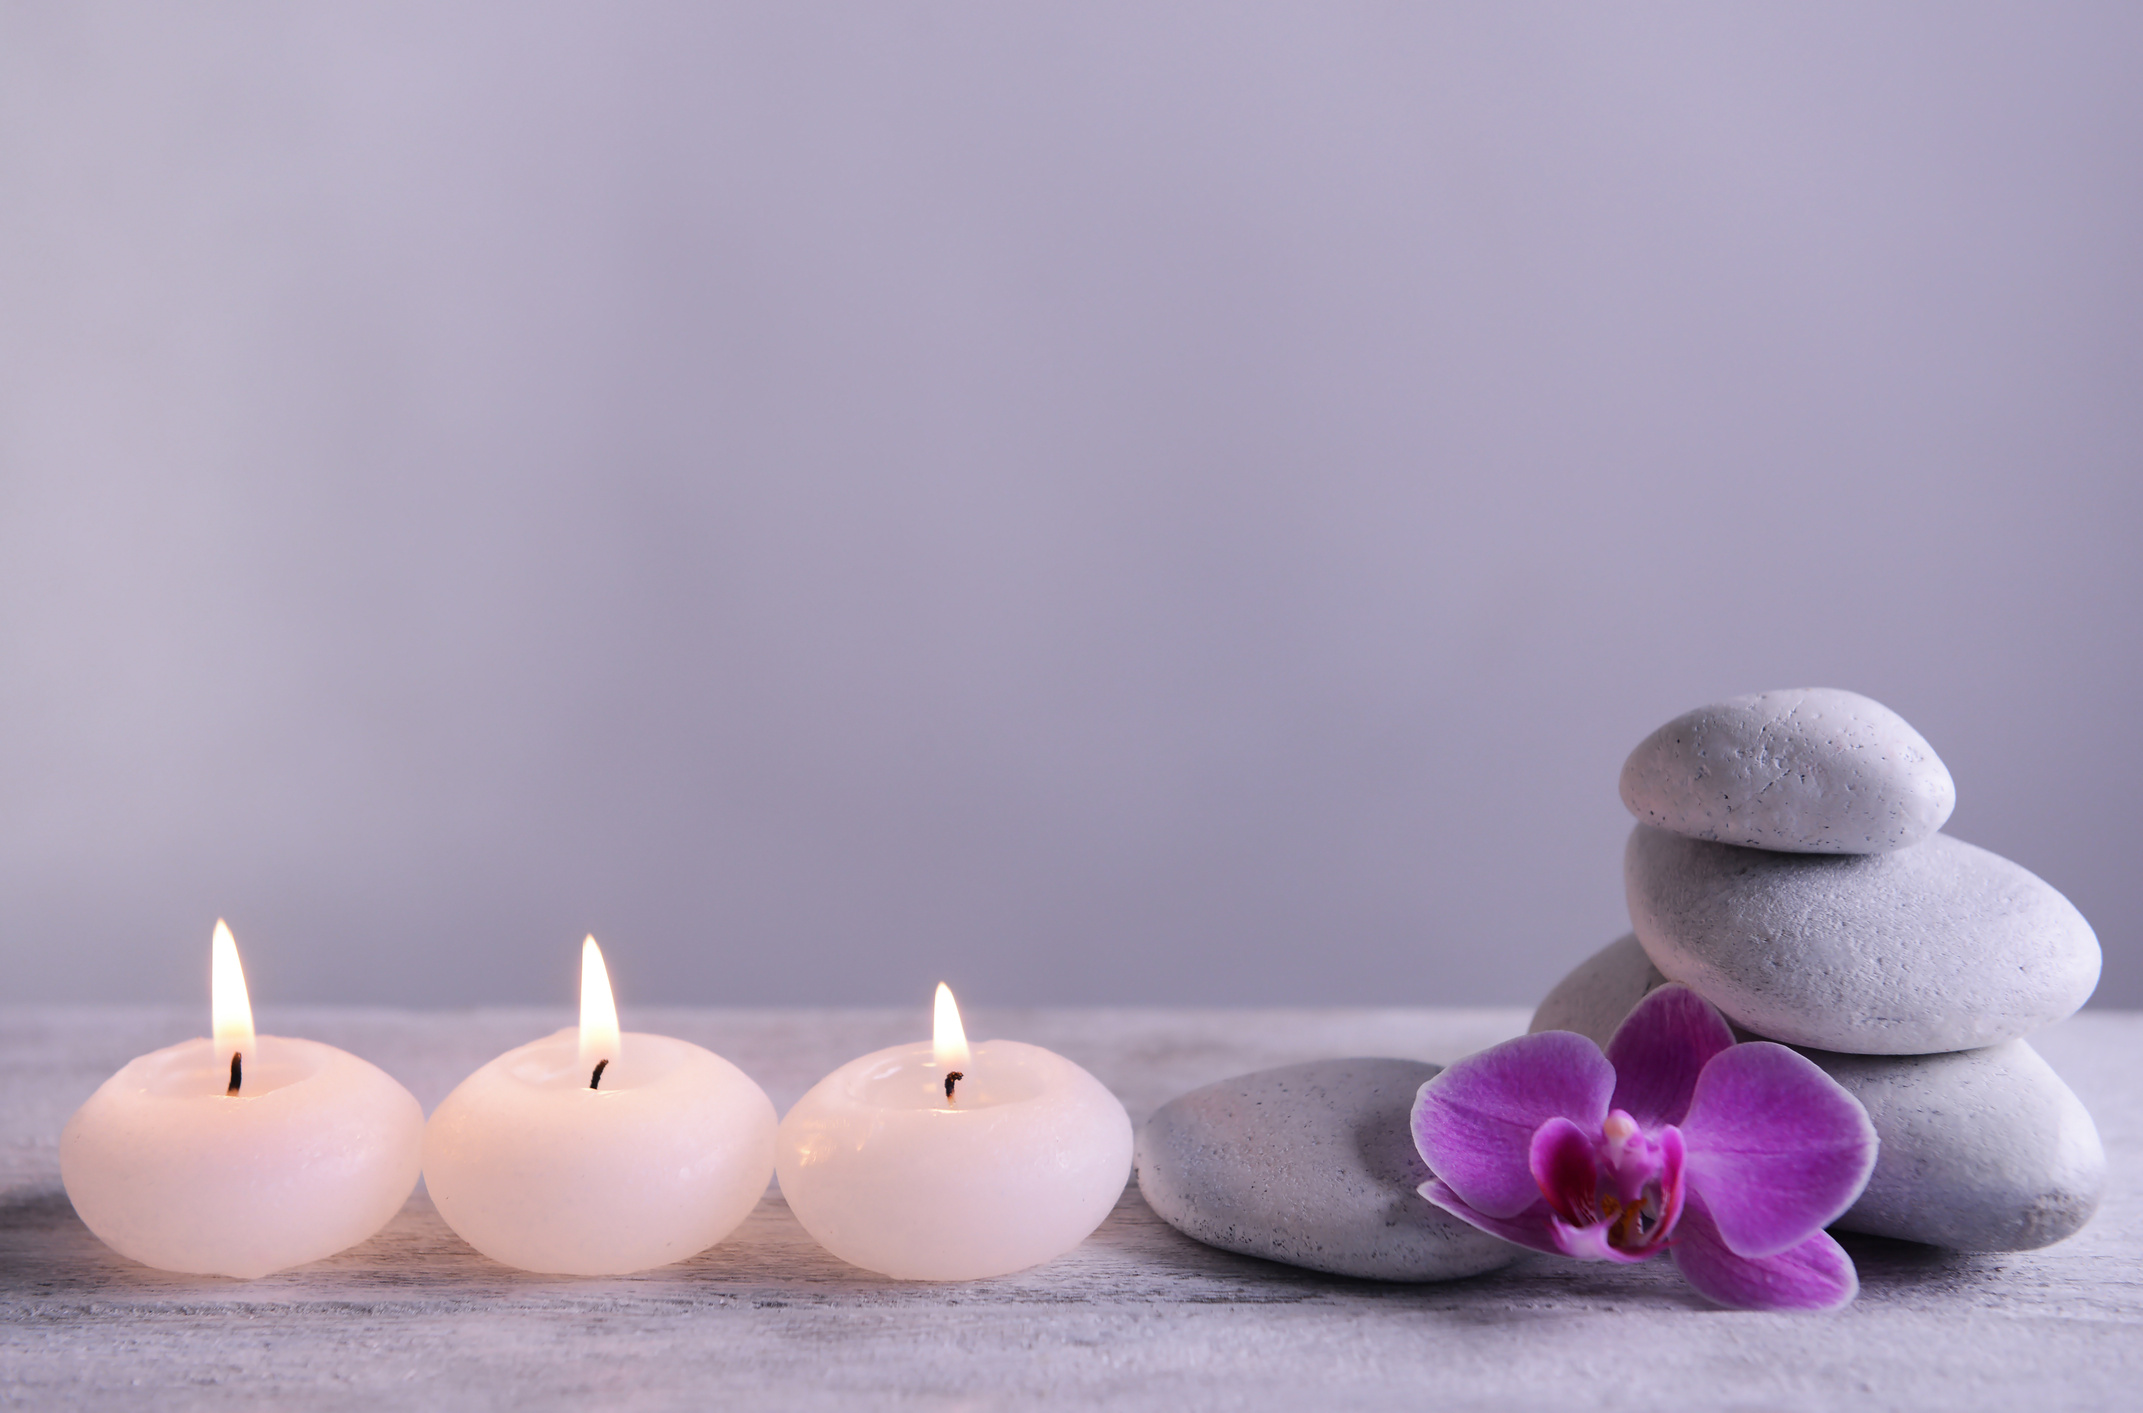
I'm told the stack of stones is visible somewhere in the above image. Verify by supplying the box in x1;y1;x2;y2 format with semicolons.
1538;687;2105;1252
1134;685;2103;1282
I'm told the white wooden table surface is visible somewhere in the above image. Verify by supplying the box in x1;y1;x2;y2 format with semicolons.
4;1005;2137;1412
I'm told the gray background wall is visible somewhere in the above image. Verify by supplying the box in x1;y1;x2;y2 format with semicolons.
3;4;2138;1012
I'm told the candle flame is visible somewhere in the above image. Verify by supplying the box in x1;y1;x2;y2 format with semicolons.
210;919;256;1074
578;935;621;1076
933;982;971;1071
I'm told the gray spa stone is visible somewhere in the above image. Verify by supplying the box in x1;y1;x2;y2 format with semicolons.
1620;687;1955;853
1625;825;2100;1054
1530;936;2107;1251
1815;1042;2105;1251
1529;933;1668;1047
1135;1058;1519;1282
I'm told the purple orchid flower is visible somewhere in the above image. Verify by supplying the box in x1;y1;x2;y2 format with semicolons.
1412;984;1878;1311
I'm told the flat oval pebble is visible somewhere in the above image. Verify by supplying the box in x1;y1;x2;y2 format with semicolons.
1626;825;2100;1054
1620;687;1955;853
1135;1058;1518;1282
1531;935;2105;1251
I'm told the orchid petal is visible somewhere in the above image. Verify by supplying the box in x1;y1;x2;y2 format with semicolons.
1671;1190;1859;1311
1418;1180;1563;1256
1528;1117;1601;1227
1680;1042;1879;1258
1605;983;1734;1129
1412;1032;1615;1219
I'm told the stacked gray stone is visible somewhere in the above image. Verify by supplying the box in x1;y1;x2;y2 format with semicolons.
1538;687;2105;1251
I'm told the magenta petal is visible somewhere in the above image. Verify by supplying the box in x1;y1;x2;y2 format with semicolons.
1418;1180;1564;1256
1413;1033;1615;1219
1528;1117;1601;1227
1672;1191;1859;1311
1606;984;1735;1129
1680;1042;1879;1258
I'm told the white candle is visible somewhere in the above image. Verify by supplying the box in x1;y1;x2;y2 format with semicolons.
59;921;424;1279
776;984;1133;1280
422;937;777;1275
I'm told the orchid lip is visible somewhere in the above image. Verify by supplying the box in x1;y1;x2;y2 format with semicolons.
1527;1110;1688;1260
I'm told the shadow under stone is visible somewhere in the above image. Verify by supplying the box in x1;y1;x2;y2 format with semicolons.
1833;1230;2001;1290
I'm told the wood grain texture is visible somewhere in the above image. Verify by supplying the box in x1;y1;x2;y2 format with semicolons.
4;1005;2137;1412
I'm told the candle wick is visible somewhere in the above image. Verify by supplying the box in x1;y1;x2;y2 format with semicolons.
944;1070;963;1103
226;1052;242;1096
589;1058;610;1090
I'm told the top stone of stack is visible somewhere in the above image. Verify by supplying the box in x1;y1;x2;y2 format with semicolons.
1619;687;1955;854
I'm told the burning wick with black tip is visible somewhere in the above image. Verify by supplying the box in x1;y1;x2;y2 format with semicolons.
579;936;619;1092
211;919;255;1098
934;982;970;1106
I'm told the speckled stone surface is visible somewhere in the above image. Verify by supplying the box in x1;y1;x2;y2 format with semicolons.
1530;936;2108;1252
1134;1057;1517;1282
1812;1042;2105;1252
1625;825;2100;1054
1620;688;1956;853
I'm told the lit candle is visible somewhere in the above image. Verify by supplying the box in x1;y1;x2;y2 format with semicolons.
59;921;425;1279
422;936;777;1274
776;984;1133;1280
